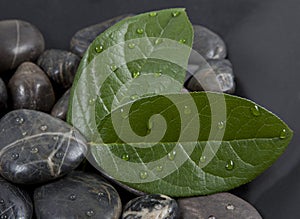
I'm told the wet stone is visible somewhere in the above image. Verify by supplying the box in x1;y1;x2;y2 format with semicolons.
51;88;70;121
0;109;87;184
0;176;33;218
193;25;227;60
185;59;235;93
8;62;55;112
0;20;45;73
37;49;80;89
70;14;133;57
122;194;178;219
34;171;122;219
178;192;262;219
0;78;7;113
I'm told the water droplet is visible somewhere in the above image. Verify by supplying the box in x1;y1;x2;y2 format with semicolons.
225;160;234;171
69;194;76;201
208;216;216;219
171;11;181;17
22;131;27;136
95;45;104;53
130;95;139;100
280;129;287;139
156;165;163;172
199;155;206;163
218;121;225;130
154;72;162;77
0;199;4;204
55;152;63;158
154;38;162;45
168;151;176;161
89;98;96;105
136;28;144;34
31;147;39;154
226;203;235;210
128;43;135;49
139;171;148;179
86;209;94;217
121;153;130;161
149;12;157;17
179;39;186;44
11;153;19;160
53;136;59;140
250;105;260;116
120;108;128;119
0;214;8;219
40;125;47;131
15;117;24;124
184;105;191;115
110;65;118;72
132;71;140;78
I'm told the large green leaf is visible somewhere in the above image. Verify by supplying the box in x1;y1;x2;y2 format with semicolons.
67;8;293;197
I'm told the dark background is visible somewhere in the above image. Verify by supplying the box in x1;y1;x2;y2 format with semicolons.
1;0;299;218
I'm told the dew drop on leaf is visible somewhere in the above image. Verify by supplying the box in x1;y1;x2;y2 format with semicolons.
136;28;144;34
132;71;140;78
95;45;104;53
128;43;135;49
250;105;260;116
184;105;191;115
217;121;225;130
168;151;176;161
171;11;181;17
110;65;118;72
156;165;163;172
130;95;139;100
139;171;148;179
121;153;130;161
199;155;206;163
280;129;287;139
225;160;234;171
149;12;157;17
179;39;186;44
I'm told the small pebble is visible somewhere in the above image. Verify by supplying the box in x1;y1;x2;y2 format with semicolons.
122;194;178;219
37;49;80;89
51;88;71;120
8;62;55;112
0;109;87;184
0;20;44;73
34;171;122;219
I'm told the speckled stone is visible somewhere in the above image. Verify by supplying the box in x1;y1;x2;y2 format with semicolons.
70;14;133;57
0;109;87;184
0;176;33;218
8;62;56;112
193;25;227;60
34;171;122;219
185;59;235;93
51;88;70;121
122;194;178;219
37;49;80;89
178;193;262;219
0;78;7;113
0;20;45;73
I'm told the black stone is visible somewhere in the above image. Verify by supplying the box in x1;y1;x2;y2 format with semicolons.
37;49;80;89
193;25;227;60
0;78;7;113
70;14;133;57
8;62;55;112
0;109;87;184
0;176;33;218
51;88;70;121
178;193;262;219
122;194;178;219
34;171;122;219
185;58;235;93
0;20;45;73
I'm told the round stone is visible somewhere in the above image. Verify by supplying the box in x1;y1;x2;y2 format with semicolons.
0;20;45;73
8;62;55;112
122;194;178;219
70;14;133;57
0;109;87;184
193;25;227;60
37;49;80;89
34;171;122;219
51;88;70;121
185;59;235;93
178;192;262;219
0;78;7;114
0;176;33;218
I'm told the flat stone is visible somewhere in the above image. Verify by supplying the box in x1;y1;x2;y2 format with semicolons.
0;109;87;184
0;78;7;113
0;20;45;73
122;194;178;219
0;176;33;218
34;171;122;219
185;59;235;93
37;49;80;89
8;62;56;112
193;25;227;60
70;14;133;57
51;88;70;121
178;192;262;219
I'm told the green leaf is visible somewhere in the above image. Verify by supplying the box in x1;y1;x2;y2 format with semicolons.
67;8;293;197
